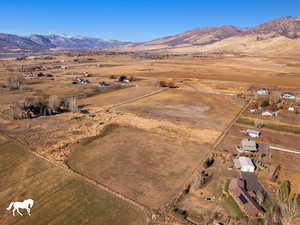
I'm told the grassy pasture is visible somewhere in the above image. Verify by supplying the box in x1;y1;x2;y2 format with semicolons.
0;137;146;225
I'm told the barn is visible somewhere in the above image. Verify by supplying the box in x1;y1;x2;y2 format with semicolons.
234;157;256;173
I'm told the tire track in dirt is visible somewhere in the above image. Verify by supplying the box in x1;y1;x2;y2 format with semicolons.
90;88;167;113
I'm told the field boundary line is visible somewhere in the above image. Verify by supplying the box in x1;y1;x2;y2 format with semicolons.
0;131;151;225
92;88;167;113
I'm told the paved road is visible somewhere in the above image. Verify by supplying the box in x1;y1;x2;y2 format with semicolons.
269;145;300;155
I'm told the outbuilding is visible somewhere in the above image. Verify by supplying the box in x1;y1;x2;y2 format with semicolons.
234;157;256;172
262;110;276;117
237;139;258;152
280;92;296;100
246;129;261;138
99;81;110;87
257;88;270;95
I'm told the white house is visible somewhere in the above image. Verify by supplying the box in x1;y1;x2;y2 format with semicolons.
234;157;256;173
246;129;261;138
257;88;270;95
280;92;296;100
288;106;295;112
262;110;273;116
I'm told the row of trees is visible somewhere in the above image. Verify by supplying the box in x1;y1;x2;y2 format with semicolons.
276;180;300;225
10;95;78;119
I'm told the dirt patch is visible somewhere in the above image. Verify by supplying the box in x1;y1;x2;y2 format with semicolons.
118;89;241;130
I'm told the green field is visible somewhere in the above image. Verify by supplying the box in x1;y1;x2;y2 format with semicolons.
0;137;146;225
222;180;244;219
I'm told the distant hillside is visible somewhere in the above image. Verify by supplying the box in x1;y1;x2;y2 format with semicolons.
0;33;46;52
121;17;300;57
246;17;300;38
146;26;243;46
0;33;130;52
29;34;130;49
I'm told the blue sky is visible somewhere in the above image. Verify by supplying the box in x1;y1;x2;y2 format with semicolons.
0;0;299;42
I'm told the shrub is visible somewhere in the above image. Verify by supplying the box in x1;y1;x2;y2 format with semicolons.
203;158;214;168
118;76;127;82
280;181;291;202
258;98;270;108
167;81;177;88
159;80;168;87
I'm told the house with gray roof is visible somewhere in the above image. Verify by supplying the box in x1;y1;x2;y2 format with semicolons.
236;139;258;152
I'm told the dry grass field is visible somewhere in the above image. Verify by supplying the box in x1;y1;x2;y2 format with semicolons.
1;52;300;225
67;89;242;209
0;136;146;225
80;86;160;108
67;124;207;208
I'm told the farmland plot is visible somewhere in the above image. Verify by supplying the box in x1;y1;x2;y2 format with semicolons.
0;137;146;225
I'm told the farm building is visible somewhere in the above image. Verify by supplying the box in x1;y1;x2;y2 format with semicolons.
99;81;110;87
236;139;258;152
229;179;264;217
246;129;261;138
261;108;278;117
249;109;256;113
73;77;90;84
280;92;296;100
256;88;270;95
234;157;256;172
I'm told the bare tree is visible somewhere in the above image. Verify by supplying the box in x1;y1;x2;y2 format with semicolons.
281;196;300;225
9;103;26;119
48;95;61;112
23;96;35;108
254;119;264;128
66;97;78;112
257;190;265;205
7;74;24;90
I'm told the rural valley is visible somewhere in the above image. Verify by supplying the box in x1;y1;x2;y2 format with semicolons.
0;9;300;225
